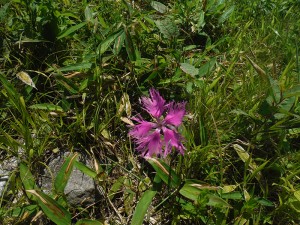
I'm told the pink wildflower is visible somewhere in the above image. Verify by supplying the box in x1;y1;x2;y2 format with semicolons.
129;88;186;158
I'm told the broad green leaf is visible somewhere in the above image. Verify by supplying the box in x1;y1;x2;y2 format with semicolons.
180;179;220;201
180;63;199;76
76;219;103;225
154;17;179;39
283;85;300;98
218;5;235;24
98;30;123;55
74;161;97;179
151;1;167;13
294;190;300;201
8;204;38;218
256;198;274;207
113;30;125;55
198;58;216;77
124;28;136;61
54;153;78;194
29;104;64;112
108;176;125;200
19;162;39;200
57;22;87;39
221;192;243;200
207;194;231;208
59;62;93;72
26;190;71;225
130;190;157;225
147;158;180;188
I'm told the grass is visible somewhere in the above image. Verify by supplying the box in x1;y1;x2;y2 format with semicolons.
0;0;300;224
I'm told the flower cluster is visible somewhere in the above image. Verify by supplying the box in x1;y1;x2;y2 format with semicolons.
129;88;186;158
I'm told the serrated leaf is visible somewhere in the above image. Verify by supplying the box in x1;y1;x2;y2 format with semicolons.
54;153;78;194
130;190;157;225
26;190;71;225
180;63;199;76
151;1;168;13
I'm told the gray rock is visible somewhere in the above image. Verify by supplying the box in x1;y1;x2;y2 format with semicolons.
0;157;18;197
40;152;96;207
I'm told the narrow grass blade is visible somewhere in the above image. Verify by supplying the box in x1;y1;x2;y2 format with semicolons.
26;190;71;225
59;62;93;72
130;190;157;225
57;22;87;39
29;103;64;112
54;153;78;194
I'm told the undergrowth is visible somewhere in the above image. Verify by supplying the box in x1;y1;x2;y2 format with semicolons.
0;0;300;224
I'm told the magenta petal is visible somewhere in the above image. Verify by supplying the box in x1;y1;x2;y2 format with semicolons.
141;88;166;118
164;102;186;126
146;130;162;157
135;130;162;157
163;127;185;155
129;118;156;139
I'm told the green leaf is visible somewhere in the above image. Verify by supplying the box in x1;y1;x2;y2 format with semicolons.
98;30;123;55
207;194;231;208
26;190;71;225
151;1;168;13
19;162;39;200
130;190;157;225
29;103;64;112
198;58;216;77
8;204;38;218
283;85;300;98
218;5;235;24
54;153;78;194
113;30;125;55
180;63;199;77
256;198;274;207
147;158;180;188
124;27;136;61
294;190;300;201
57;22;87;39
221;192;243;200
154;17;179;39
179;179;220;201
74;161;97;179
75;219;103;225
59;62;93;72
108;176;125;200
